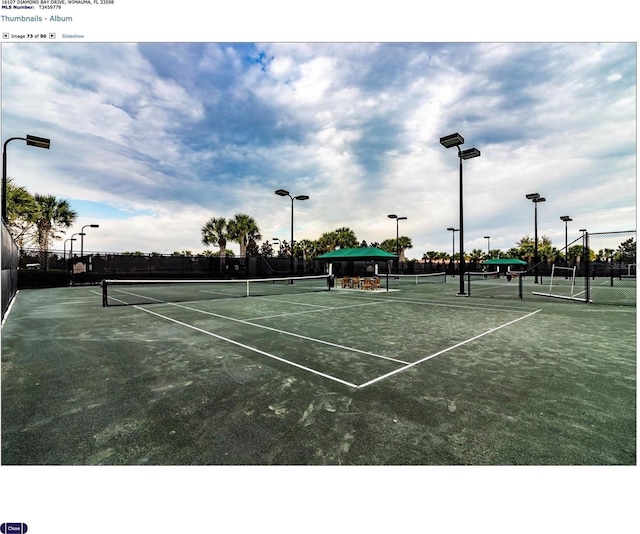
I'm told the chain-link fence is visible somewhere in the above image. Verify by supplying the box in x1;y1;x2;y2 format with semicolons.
585;230;636;306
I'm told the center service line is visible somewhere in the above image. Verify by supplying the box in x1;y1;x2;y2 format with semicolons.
357;308;543;389
168;302;410;365
134;305;360;389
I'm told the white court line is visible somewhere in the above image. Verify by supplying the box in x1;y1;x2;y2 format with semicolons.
336;291;535;313
257;297;333;309
168;302;409;365
1;290;20;327
134;305;359;389
244;299;386;321
357;308;543;389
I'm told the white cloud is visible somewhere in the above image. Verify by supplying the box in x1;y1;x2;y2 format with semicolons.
3;42;635;258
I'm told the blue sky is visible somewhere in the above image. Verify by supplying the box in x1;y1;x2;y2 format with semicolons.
2;42;636;256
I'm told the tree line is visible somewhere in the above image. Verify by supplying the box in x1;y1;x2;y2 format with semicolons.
6;178;634;270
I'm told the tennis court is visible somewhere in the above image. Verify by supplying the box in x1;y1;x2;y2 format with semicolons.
1;275;635;465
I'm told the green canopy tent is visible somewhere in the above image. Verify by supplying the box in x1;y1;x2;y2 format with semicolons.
482;258;527;266
481;258;527;274
316;247;398;289
316;247;397;261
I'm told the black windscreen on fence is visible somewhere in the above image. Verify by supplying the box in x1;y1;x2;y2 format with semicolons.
2;220;20;319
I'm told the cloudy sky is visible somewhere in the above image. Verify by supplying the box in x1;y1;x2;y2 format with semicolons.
2;42;636;256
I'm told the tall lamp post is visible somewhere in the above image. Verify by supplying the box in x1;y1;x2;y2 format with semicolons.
526;193;546;283
388;214;407;272
560;215;572;269
275;189;309;276
447;227;459;275
440;133;480;295
63;238;76;263
63;237;76;286
3;134;51;221
69;232;84;261
580;228;589;302
80;224;100;258
578;227;588;271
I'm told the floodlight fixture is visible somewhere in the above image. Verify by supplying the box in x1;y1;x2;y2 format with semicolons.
460;147;481;160
275;189;289;197
439;133;464;148
25;135;51;149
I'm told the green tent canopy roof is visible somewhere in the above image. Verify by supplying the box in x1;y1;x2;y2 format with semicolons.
316;247;398;261
481;258;527;265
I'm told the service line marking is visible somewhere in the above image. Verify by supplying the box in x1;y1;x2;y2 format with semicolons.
357;308;543;389
244;299;386;321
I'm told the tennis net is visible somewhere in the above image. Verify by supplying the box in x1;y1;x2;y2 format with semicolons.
386;272;447;286
102;274;331;306
466;270;522;299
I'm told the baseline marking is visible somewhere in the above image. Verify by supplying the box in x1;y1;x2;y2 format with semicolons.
357;308;542;389
134;305;359;389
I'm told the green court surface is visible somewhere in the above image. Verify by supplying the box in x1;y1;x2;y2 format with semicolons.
1;278;636;465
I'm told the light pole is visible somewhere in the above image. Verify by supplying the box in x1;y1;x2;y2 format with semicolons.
388;214;407;272
275;189;309;276
63;237;76;285
80;224;100;258
63;238;76;262
3;134;50;221
69;232;84;261
484;236;491;258
560;216;572;270
447;227;459;275
440;133;480;295
579;228;587;271
580;228;589;301
526;193;546;283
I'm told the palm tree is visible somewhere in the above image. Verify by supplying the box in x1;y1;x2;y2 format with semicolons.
201;216;229;273
469;248;484;271
227;213;262;257
296;238;318;271
33;194;77;270
317;231;339;253
516;235;536;262
379;238;396;254
5;178;36;248
333;227;358;249
396;236;413;264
